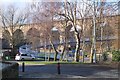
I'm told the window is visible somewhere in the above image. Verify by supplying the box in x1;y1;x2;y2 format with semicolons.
21;54;27;56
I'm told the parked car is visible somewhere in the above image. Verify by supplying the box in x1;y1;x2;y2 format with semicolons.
15;54;35;60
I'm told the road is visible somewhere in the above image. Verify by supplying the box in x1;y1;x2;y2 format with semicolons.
18;63;118;78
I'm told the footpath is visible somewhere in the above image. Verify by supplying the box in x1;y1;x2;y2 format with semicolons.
19;63;119;79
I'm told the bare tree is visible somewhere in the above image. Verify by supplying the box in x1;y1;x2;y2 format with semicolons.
30;1;62;61
57;1;82;62
30;0;118;62
0;4;30;56
86;0;119;63
77;0;93;62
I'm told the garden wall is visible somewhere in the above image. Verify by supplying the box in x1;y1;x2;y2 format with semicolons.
1;62;19;79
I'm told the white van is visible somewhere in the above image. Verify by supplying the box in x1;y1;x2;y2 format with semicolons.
15;54;35;60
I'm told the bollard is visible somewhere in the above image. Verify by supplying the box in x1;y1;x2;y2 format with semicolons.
22;62;25;72
57;62;61;74
118;62;120;80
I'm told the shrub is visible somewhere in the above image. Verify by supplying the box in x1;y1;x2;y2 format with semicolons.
112;50;120;61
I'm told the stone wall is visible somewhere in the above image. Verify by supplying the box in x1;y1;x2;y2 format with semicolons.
2;62;19;79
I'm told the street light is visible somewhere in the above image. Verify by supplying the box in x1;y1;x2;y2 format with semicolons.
51;26;59;44
51;27;59;61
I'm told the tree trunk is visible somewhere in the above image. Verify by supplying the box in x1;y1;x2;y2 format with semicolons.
50;40;58;61
48;47;51;61
74;32;80;62
90;1;96;63
60;46;66;61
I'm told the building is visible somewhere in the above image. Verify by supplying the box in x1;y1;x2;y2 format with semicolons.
1;15;120;58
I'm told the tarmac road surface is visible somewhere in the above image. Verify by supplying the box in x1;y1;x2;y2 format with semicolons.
19;63;118;78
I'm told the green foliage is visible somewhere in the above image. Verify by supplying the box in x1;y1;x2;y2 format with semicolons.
83;52;88;57
17;61;83;65
112;50;120;61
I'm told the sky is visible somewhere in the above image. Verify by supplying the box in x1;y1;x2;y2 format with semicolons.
0;0;119;5
0;0;119;3
0;0;119;13
0;0;119;14
0;0;119;8
0;0;119;26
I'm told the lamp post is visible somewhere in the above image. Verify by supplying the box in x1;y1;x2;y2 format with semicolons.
100;21;107;61
44;38;47;61
51;27;59;61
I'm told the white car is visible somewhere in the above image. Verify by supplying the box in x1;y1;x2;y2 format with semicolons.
15;54;35;60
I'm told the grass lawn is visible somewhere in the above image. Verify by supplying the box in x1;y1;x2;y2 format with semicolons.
17;61;83;65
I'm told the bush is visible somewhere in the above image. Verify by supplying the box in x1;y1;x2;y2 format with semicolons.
112;50;120;61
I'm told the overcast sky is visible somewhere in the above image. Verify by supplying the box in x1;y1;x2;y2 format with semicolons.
0;0;119;13
0;0;119;4
0;0;119;9
0;0;119;26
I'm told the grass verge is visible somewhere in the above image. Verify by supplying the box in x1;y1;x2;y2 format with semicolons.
17;61;83;65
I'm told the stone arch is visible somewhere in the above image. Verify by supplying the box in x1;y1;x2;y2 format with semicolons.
26;28;40;49
2;30;11;41
2;30;11;48
13;29;24;48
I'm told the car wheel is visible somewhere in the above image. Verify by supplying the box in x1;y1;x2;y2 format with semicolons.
32;58;35;60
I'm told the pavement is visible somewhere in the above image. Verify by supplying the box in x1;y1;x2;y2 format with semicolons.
19;72;85;78
18;63;119;78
